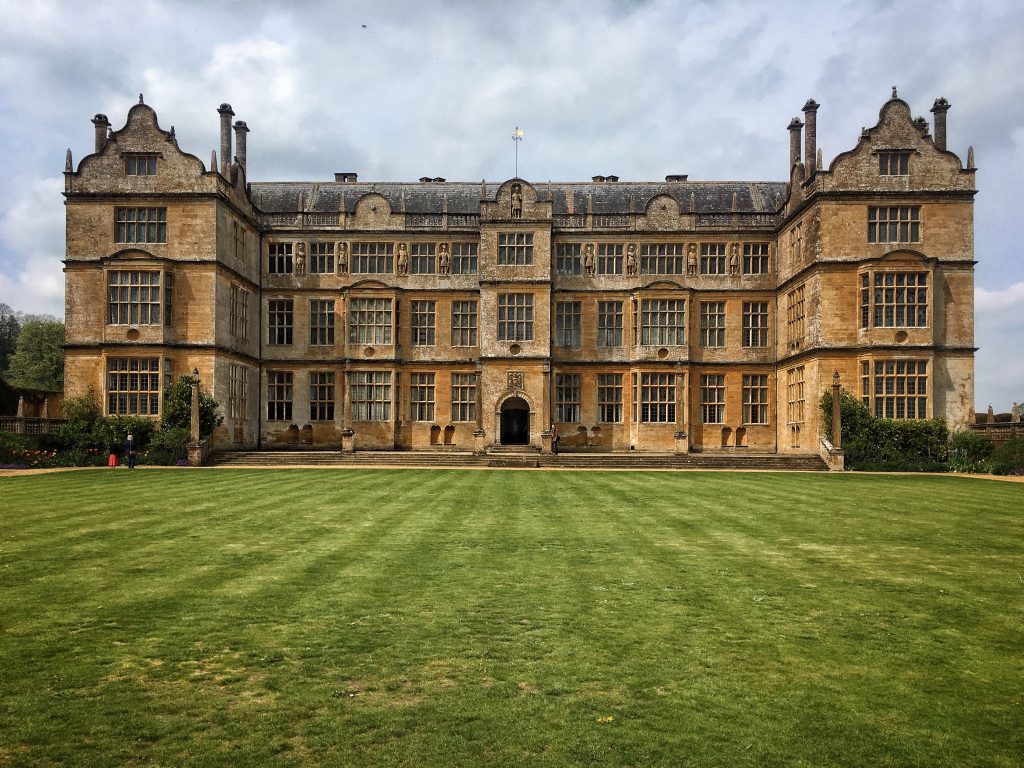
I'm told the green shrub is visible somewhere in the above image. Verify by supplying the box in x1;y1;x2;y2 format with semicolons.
0;431;30;465
102;415;156;451
161;376;222;438
821;390;949;471
51;390;106;451
45;390;158;461
145;427;191;466
991;437;1024;476
948;430;995;473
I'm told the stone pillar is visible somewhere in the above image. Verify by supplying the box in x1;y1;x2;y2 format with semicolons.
788;117;803;170
188;368;202;466
931;98;950;152
674;431;688;455
831;370;842;449
392;368;401;450
191;376;200;445
341;369;354;453
541;430;553;455
474;363;484;431
91;114;110;154
674;366;687;454
803;99;819;176
217;103;234;177
541;362;551;442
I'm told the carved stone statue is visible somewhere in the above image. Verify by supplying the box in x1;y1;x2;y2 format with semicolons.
583;243;596;276
337;242;348;274
626;243;637;276
294;241;306;275
986;404;995;424
396;242;408;275
686;243;698;275
511;184;523;219
729;243;740;275
438;242;450;274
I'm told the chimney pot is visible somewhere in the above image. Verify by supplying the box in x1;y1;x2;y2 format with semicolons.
665;174;688;182
803;99;819;176
217;103;234;177
91;113;110;154
787;117;803;170
419;176;432;183
591;175;605;182
930;97;950;151
606;175;619;182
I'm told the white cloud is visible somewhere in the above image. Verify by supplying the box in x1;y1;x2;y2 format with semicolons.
0;175;65;317
976;282;1024;313
0;0;1022;406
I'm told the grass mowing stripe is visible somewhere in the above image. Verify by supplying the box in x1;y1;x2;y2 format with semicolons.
0;469;1021;767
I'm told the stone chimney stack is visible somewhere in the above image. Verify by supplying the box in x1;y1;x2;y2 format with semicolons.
233;120;249;173
788;117;803;170
217;103;234;176
91;114;110;154
803;99;819;176
931;98;950;151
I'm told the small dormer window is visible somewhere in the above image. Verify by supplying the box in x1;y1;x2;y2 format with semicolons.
878;151;910;176
125;154;157;176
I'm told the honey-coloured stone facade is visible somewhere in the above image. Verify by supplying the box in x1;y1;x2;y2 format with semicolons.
63;90;975;455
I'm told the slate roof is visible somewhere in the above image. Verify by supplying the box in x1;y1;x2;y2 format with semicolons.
249;181;788;215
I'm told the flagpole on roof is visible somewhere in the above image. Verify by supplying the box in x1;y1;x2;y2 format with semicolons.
513;127;524;177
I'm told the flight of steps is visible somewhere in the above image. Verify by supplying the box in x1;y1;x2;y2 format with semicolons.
210;449;827;471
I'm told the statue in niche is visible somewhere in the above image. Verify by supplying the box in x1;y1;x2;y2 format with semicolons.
337;242;349;274
626;243;638;276
729;243;740;275
294;242;306;275
396;242;408;275
511;184;523;219
686;243;698;275
438;242;450;275
583;243;596;276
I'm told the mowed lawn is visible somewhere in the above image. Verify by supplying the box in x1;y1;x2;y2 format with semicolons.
0;470;1021;767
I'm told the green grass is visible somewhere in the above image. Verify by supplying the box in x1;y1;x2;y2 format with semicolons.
1;469;1022;767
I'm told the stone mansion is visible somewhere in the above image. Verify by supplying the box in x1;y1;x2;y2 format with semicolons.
63;89;975;454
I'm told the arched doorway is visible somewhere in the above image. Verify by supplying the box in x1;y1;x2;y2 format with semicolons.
500;397;530;445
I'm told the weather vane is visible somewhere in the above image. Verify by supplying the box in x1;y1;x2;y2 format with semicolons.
513;126;524;177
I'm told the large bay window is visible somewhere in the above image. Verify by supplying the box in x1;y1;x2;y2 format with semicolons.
107;357;161;415
860;272;928;328
862;360;928;419
108;270;171;325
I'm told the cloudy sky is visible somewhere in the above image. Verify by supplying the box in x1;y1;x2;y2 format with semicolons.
0;0;1021;409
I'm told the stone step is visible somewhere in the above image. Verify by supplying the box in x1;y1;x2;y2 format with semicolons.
209;450;828;471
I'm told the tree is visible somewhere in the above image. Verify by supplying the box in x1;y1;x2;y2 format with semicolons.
5;319;64;391
161;375;223;438
0;303;20;372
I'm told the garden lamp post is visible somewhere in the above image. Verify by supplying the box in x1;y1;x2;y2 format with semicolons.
831;370;842;449
191;368;200;445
